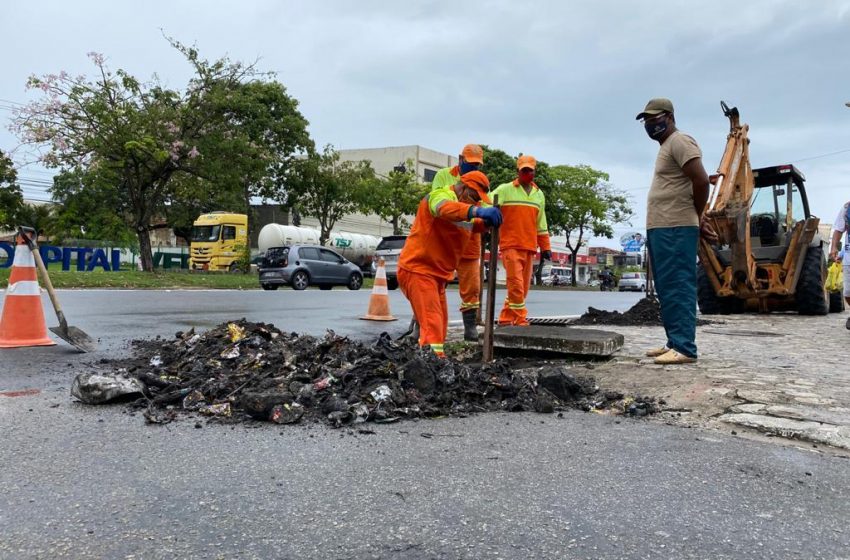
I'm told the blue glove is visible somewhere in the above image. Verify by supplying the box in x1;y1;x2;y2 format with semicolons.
476;206;503;227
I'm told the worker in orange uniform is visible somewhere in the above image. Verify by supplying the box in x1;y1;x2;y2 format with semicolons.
430;144;486;341
398;170;503;357
491;155;552;326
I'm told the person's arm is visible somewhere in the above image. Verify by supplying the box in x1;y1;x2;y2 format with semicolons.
536;193;551;251
682;157;717;243
830;229;843;262
429;189;472;221
682;157;710;216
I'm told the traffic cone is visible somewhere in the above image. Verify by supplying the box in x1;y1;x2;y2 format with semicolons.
360;258;397;321
0;233;55;348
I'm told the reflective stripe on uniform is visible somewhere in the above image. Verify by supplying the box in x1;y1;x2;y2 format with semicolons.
6;280;41;296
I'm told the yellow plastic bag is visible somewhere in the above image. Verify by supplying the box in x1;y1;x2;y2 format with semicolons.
826;261;843;292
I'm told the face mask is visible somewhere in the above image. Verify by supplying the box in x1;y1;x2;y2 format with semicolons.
459;160;479;174
518;170;535;185
644;117;668;140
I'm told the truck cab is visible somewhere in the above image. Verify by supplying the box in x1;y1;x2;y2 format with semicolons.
189;212;248;272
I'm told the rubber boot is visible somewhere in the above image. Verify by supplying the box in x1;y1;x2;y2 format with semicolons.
462;309;478;342
412;319;420;342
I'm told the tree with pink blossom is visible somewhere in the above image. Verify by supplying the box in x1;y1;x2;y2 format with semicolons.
10;38;312;271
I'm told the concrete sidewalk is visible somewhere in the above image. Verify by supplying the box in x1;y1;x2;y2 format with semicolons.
581;312;850;453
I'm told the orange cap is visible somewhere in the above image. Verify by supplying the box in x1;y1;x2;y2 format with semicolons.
461;144;484;165
460;170;491;204
517;155;537;170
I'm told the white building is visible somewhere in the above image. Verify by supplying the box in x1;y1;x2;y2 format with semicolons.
298;145;457;238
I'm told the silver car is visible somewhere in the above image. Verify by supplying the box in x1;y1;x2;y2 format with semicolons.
259;245;363;291
618;272;647;292
371;235;407;290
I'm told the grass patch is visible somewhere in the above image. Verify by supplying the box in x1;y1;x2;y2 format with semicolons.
0;265;377;290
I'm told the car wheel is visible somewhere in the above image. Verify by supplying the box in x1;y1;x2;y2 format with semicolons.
348;273;363;290
229;262;242;273
261;284;278;291
319;284;332;291
291;270;309;291
386;277;399;290
640;285;646;291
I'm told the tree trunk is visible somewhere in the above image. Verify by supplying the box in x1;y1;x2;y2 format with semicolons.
392;216;401;235
138;228;154;272
570;250;579;287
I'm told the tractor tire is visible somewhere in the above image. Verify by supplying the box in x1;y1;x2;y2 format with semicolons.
795;246;829;315
829;291;845;313
697;266;743;315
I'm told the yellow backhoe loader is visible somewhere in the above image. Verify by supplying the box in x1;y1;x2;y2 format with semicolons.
698;101;834;315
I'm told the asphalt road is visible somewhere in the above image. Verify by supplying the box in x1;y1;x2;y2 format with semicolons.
2;289;849;559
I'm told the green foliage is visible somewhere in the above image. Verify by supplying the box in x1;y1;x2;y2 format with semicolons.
358;160;428;234
11;38;312;271
0;150;24;230
232;242;252;274
49;170;136;247
289;145;377;244
546;164;633;285
480;145;554;190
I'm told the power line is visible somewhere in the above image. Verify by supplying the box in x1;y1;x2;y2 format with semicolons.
792;148;850;164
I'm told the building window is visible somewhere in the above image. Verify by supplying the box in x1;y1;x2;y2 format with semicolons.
423;168;437;183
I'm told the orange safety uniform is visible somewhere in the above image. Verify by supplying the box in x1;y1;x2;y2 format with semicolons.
492;179;551;325
431;165;486;312
398;181;486;356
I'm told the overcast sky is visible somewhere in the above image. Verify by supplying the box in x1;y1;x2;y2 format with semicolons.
2;0;849;248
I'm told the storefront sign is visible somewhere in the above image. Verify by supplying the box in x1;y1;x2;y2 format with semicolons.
0;243;122;272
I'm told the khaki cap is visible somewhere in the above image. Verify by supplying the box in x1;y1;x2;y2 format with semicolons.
636;98;674;120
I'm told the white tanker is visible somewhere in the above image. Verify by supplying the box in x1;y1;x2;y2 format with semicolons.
257;224;380;272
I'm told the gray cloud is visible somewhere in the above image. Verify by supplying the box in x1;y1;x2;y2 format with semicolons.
2;0;849;243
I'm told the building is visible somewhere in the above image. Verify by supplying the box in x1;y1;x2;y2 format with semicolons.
338;145;457;184
296;145;457;238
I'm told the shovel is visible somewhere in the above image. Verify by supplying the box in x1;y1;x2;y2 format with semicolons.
18;227;97;353
482;195;500;362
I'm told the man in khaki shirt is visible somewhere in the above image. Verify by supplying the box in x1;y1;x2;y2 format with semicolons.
637;98;713;365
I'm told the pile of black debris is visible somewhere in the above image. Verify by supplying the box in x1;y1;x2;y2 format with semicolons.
573;296;711;327
71;320;660;426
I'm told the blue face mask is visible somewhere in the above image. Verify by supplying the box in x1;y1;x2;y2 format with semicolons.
459;160;479;174
644;117;668;140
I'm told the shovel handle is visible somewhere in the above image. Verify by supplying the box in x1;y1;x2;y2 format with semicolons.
482;195;500;362
17;227;67;330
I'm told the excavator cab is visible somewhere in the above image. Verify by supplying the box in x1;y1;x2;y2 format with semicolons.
697;102;831;315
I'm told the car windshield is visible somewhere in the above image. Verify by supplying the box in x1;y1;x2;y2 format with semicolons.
623;273;640;279
377;238;406;251
191;225;220;242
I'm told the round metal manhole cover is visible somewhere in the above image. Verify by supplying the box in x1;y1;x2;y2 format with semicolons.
701;329;784;337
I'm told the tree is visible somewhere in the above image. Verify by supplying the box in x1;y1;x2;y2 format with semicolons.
0;150;24;230
13;203;58;241
546;165;633;286
358;161;428;234
50;170;136;246
11;39;312;271
290;145;377;245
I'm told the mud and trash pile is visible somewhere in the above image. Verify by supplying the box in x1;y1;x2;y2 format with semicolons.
71;320;661;427
573;296;711;327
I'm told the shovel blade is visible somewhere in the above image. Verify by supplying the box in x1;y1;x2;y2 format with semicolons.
50;325;97;353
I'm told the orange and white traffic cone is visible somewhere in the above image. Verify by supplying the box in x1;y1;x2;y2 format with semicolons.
0;232;55;348
360;258;397;321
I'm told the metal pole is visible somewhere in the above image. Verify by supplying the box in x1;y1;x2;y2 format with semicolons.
482;195;500;362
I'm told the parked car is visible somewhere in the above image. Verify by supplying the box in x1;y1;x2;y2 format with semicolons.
258;244;363;291
618;272;647;292
371;235;407;290
542;266;572;286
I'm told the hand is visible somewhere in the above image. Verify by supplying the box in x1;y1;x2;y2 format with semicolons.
700;218;718;243
476;206;503;227
830;250;839;263
541;250;552;261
